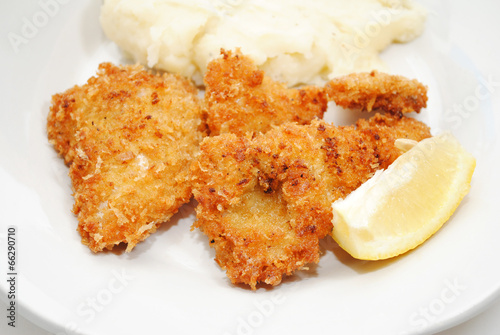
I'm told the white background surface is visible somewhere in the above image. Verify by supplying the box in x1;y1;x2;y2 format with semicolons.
4;297;500;335
1;0;499;334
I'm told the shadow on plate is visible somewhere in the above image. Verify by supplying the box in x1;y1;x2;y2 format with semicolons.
95;199;197;258
319;235;407;274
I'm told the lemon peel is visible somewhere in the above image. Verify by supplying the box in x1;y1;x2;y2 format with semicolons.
331;132;476;260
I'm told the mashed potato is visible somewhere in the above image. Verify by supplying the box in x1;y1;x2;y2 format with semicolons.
101;0;426;86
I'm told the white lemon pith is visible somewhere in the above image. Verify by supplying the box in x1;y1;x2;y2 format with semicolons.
331;132;476;260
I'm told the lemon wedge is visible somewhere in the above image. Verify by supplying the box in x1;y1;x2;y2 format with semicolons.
331;132;476;260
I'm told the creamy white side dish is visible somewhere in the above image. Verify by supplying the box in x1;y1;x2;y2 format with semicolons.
101;0;426;86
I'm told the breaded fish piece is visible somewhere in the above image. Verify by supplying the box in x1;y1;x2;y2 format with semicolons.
203;49;328;136
204;50;427;137
326;71;428;117
191;114;431;289
47;63;205;252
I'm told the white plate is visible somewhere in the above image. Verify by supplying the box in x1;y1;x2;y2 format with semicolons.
1;1;499;334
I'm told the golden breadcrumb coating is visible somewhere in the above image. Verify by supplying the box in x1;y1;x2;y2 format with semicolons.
203;49;328;136
47;63;205;252
191;114;431;289
203;50;427;137
326;71;428;117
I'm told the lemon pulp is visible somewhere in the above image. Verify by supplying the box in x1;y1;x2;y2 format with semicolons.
331;132;476;260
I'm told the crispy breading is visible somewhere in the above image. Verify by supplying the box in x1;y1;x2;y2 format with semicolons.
191;114;431;289
203;50;427;137
203;49;328;136
326;71;428;117
47;63;205;252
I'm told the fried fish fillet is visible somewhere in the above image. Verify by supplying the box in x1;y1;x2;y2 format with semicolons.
47;63;205;252
204;50;428;137
326;71;428;117
203;49;328;136
191;114;431;289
